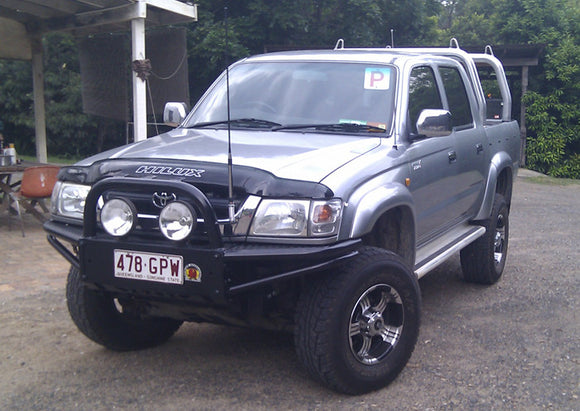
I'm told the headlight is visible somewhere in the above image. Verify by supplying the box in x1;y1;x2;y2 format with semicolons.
100;198;136;237
250;200;309;236
159;201;196;241
51;182;91;220
249;199;342;237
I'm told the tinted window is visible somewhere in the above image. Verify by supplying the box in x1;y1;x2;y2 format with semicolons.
408;66;443;134
186;62;397;134
439;66;473;128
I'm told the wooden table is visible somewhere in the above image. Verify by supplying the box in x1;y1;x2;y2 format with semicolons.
0;162;49;223
0;163;27;198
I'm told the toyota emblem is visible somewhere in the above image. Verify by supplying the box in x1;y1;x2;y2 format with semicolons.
152;192;176;208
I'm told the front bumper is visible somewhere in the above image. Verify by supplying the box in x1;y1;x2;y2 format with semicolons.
45;220;360;305
45;177;360;305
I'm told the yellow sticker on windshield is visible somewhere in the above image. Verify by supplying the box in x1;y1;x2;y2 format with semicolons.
364;68;391;90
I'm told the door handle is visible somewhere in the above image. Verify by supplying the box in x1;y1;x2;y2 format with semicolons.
476;143;484;154
448;151;457;163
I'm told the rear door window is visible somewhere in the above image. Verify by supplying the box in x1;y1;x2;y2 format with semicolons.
438;66;473;129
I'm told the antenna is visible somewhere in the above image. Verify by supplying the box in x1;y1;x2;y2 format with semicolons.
390;29;395;48
225;6;235;224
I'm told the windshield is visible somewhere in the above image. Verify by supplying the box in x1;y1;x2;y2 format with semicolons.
185;61;397;134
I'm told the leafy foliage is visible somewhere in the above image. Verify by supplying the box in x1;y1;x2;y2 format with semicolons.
43;33;99;157
440;0;580;178
524;34;580;178
0;59;34;152
186;0;441;100
0;0;578;178
0;33;125;158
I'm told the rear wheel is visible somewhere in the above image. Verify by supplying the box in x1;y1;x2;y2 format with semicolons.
295;247;421;394
66;266;182;351
461;194;509;284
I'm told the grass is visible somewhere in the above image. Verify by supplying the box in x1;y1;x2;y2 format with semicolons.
520;169;580;186
526;175;580;186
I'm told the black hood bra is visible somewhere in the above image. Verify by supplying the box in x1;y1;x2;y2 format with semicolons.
57;158;334;199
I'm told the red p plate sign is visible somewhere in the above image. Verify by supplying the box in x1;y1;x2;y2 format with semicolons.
364;68;391;90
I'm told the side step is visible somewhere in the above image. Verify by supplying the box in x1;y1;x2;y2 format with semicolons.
414;224;486;279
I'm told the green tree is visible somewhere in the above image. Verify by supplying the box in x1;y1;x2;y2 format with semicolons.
186;0;442;100
1;1;444;157
524;33;580;178
440;0;580;178
42;33;98;158
0;59;35;153
0;33;126;158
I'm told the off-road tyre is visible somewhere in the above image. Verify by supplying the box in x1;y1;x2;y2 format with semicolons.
460;194;509;284
294;247;421;395
66;266;182;351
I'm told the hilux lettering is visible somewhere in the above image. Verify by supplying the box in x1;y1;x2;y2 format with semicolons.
134;165;205;178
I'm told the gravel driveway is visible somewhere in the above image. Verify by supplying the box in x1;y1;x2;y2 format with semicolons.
0;170;578;410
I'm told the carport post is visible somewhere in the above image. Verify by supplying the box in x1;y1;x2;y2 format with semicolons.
520;65;529;166
131;16;147;142
31;36;48;164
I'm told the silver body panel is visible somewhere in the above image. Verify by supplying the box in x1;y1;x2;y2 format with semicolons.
77;128;382;184
76;47;520;271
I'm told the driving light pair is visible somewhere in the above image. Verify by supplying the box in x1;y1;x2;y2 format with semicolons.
101;198;196;241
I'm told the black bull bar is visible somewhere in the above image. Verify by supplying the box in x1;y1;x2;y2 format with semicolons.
45;177;360;300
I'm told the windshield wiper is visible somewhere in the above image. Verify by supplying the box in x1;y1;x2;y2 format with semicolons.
273;123;386;133
189;118;282;129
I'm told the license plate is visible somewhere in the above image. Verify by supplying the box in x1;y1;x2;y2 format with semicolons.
114;249;183;285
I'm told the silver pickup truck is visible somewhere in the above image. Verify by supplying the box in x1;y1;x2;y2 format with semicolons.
45;41;520;394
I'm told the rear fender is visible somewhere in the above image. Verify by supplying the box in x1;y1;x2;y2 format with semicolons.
474;152;513;221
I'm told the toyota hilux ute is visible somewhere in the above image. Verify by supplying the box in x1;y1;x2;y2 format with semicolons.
45;40;520;394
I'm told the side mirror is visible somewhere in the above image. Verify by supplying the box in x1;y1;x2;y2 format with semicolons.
415;109;452;138
163;102;189;127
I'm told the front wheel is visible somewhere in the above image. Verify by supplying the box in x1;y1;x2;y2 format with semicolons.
461;194;510;284
66;266;182;351
294;247;421;394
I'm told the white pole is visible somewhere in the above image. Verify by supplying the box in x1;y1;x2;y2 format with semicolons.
131;17;147;142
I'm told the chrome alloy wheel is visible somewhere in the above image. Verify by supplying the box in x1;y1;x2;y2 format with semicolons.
494;213;507;265
349;284;404;365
